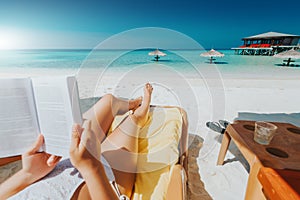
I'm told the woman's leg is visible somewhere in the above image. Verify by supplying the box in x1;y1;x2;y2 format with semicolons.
71;94;142;200
83;94;142;142
101;83;153;198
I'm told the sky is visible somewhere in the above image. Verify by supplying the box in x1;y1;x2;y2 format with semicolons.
0;0;299;49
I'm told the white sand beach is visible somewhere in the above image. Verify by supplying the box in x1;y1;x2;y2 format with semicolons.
1;0;299;197
1;65;300;200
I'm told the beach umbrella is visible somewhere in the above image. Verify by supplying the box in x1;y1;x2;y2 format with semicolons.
148;49;166;61
273;49;300;66
200;49;224;64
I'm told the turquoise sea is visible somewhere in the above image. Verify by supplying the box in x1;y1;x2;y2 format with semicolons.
0;49;299;79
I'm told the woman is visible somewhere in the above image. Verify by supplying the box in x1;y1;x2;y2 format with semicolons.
0;83;153;200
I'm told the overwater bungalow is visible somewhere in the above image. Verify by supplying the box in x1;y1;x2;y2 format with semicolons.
232;32;300;56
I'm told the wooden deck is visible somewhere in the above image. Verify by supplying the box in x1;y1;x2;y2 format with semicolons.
232;45;300;56
232;47;273;56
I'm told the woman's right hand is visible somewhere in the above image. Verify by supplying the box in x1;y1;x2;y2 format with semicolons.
69;121;102;174
69;122;119;200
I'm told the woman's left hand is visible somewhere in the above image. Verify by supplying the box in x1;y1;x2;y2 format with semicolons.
21;134;61;184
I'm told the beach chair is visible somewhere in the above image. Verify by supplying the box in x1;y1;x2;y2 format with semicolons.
140;106;188;200
109;106;189;200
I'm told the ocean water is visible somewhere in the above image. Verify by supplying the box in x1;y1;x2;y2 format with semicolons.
0;49;299;79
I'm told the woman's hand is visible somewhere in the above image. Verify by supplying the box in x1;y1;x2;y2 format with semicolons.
69;122;119;200
69;121;101;175
0;134;61;199
21;134;61;184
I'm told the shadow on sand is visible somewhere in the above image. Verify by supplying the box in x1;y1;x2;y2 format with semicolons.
274;63;300;67
188;134;212;200
80;97;101;113
150;59;173;62
204;61;228;65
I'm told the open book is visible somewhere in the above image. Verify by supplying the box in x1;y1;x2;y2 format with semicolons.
0;75;82;158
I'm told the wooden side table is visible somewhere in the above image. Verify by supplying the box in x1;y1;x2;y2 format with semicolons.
217;121;300;200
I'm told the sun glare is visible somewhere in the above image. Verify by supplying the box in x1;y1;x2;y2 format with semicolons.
0;30;21;49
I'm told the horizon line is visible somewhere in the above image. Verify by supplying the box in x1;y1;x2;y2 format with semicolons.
0;48;233;51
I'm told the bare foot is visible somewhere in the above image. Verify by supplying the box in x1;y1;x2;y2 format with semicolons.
133;83;153;126
143;83;153;108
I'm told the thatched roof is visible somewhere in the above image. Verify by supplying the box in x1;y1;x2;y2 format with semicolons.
148;49;166;56
243;32;300;40
200;49;224;57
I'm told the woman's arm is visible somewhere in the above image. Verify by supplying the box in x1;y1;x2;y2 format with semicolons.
0;169;32;199
69;122;118;200
0;135;61;199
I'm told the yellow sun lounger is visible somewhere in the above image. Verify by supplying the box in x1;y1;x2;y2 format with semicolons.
109;106;188;200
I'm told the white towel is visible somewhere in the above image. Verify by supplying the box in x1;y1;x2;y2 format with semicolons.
9;157;115;200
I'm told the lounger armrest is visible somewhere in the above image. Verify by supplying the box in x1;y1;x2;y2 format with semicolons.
0;155;21;166
179;152;188;177
258;167;300;200
166;164;187;200
178;107;189;177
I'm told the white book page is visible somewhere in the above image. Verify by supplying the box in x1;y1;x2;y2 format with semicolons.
67;76;83;125
32;77;73;156
0;78;39;157
32;76;77;157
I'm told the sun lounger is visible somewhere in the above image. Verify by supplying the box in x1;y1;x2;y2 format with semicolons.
109;106;188;200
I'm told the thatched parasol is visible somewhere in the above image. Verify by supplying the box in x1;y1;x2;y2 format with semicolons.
273;49;300;66
148;49;166;61
200;49;224;64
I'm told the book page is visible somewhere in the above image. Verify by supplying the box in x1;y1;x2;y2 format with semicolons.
32;76;82;157
67;76;83;125
0;78;40;157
